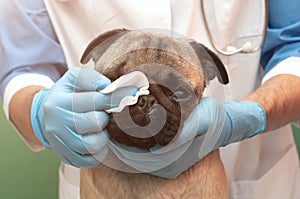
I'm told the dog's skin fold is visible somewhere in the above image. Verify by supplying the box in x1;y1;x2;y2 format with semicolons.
80;29;229;199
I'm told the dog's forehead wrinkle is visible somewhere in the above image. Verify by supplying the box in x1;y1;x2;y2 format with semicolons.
147;71;184;91
95;30;202;72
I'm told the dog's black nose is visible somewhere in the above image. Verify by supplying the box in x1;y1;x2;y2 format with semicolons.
128;95;158;127
137;95;157;113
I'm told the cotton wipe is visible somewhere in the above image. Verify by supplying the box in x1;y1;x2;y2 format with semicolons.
99;71;150;113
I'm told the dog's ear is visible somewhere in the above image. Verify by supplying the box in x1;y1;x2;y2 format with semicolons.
80;28;129;64
189;41;229;84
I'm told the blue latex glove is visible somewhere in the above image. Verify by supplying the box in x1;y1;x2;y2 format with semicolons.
151;97;266;178
31;67;137;168
108;97;266;178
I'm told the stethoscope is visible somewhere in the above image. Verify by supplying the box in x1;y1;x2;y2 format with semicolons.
200;0;268;56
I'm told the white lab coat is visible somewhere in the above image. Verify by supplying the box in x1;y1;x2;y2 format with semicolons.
43;0;300;198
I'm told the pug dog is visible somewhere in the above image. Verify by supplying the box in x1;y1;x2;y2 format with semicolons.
79;29;229;199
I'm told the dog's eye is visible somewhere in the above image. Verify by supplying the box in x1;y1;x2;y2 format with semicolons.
171;87;191;101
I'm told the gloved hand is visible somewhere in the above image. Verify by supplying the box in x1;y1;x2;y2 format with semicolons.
107;97;266;178
151;97;266;178
31;67;137;168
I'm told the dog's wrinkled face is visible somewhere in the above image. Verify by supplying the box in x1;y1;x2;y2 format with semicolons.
81;29;228;150
105;59;202;150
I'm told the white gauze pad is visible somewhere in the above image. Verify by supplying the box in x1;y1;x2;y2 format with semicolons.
99;71;150;113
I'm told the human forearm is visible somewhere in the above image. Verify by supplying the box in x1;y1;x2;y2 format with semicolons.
9;86;45;150
242;74;300;132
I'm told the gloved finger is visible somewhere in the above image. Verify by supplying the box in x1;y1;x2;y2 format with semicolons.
108;141;160;162
107;133;205;174
60;67;111;92
109;138;190;162
72;86;138;112
71;111;109;134
174;97;220;144
49;133;108;167
149;133;206;155
168;98;225;157
148;105;205;158
59;147;109;168
54;125;109;154
80;130;109;154
76;147;109;168
107;140;189;172
108;146;160;172
150;134;206;179
144;106;207;155
53;109;109;134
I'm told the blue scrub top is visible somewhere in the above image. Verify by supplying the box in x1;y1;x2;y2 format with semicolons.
261;0;300;74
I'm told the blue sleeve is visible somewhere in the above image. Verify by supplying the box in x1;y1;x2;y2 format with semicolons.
0;0;67;99
261;0;300;75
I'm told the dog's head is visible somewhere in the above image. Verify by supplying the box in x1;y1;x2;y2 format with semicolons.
81;29;228;150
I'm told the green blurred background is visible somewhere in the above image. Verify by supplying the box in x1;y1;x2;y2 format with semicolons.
292;125;300;160
0;107;300;199
0;108;60;199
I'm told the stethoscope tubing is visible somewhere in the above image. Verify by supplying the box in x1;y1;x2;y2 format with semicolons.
200;0;269;56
